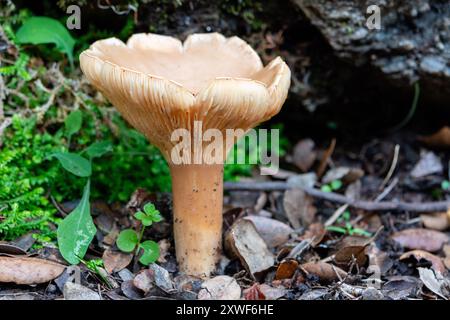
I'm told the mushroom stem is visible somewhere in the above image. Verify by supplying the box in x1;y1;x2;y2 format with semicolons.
170;163;224;277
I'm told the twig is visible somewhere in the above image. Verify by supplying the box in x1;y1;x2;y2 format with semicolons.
375;177;398;202
380;144;400;190
324;204;349;227
316;138;336;178
287;238;312;259
224;181;450;212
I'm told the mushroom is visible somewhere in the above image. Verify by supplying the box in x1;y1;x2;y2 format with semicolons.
80;33;290;277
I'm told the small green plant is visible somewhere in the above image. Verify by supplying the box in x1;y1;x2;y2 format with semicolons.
321;179;343;193
116;203;161;266
0;115;60;240
54;110;112;264
326;210;372;237
16;16;76;68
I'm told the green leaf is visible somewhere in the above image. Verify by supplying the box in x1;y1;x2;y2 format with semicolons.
143;203;157;214
330;180;343;191
84;141;113;159
326;225;347;234
321;185;332;193
442;180;450;191
16;17;76;67
65;110;83;138
352;228;372;237
57;180;96;265
141;216;154;227
149;211;162;223
143;203;162;223
116;229;138;252
134;211;146;221
51;152;92;177
139;241;160;265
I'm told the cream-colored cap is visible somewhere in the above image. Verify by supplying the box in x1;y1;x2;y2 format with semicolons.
80;33;290;161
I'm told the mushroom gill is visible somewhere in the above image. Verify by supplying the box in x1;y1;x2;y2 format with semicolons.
80;32;291;277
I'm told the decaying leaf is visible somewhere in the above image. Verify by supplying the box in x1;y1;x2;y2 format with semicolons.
410;151;443;178
382;276;422;300
157;239;171;263
225;219;275;276
259;284;287;300
334;246;368;269
322;167;364;184
367;246;394;275
275;259;299;280
400;250;446;274
301;222;327;247
418;267;449;299
244;215;293;248
0;256;65;285
243;283;266;300
133;269;155;295
141;263;174;293
392;228;449;252
121;280;143;300
102;249;133;274
198;276;241;300
292;139;316;172
0;242;27;255
243;283;287;300
420;126;450;148
334;235;371;269
283;188;316;228
300;262;347;283
420;210;449;231
442;244;450;270
63;282;101;300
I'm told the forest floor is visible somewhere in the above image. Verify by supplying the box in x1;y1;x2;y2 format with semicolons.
1;130;450;300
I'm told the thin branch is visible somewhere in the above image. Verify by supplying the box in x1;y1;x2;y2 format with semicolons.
224;181;450;212
380;144;400;190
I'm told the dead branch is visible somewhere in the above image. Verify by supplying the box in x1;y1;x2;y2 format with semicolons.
224;181;450;212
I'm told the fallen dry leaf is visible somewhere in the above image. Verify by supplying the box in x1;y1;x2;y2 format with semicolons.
418;267;449;299
133;269;154;295
400;250;446;274
64;282;101;300
420;126;450;148
259;284;287;300
382;275;422;300
283;188;317;228
391;228;448;252
157;239;171;263
146;263;174;293
410;151;443;178
292;139;316;172
0;256;65;285
322;167;364;184
198;276;241;300
300;262;347;283
121;280;143;300
334;236;371;269
102;249;133;274
421;211;449;231
244;215;293;248
367;246;394;275
225;219;275;276
275;259;299;280
0;242;27;255
301;222;326;247
334;245;368;269
243;283;266;300
443;244;450;270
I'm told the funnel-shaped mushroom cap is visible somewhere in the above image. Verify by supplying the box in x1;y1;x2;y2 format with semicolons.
80;33;290;162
